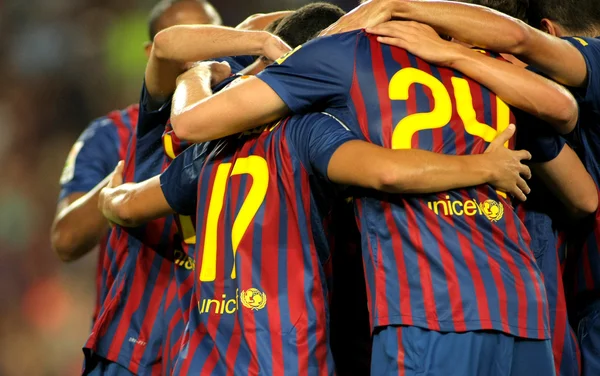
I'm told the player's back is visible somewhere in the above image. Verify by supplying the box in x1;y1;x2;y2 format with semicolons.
85;91;192;375
257;30;548;339
349;31;548;339
171;113;348;375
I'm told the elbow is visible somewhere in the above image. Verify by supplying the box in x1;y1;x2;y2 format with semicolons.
552;94;579;135
506;21;531;56
569;195;599;219
171;112;211;143
50;223;79;263
152;29;171;60
374;167;408;194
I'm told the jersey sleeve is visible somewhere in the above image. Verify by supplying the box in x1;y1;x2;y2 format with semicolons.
286;112;358;179
515;111;567;163
138;82;172;138
160;143;211;216
59;117;121;200
564;37;600;112
256;32;358;114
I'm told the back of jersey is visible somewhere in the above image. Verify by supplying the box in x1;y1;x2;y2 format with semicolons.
351;32;547;339
166;113;355;375
257;30;548;340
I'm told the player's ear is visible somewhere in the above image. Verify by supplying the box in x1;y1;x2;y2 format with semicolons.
144;41;153;59
540;19;559;37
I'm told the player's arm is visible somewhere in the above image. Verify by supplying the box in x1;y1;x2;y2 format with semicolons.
172;34;356;142
99;145;203;226
235;11;293;31
381;0;589;88
99;163;173;227
292;114;531;200
51;118;123;262
146;25;290;103
329;125;531;200
532;146;598;218
52;175;112;262
368;21;578;134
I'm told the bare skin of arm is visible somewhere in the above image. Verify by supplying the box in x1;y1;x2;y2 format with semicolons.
329;124;532;200
235;11;294;31
532;146;598;218
327;0;588;88
145;25;290;103
367;21;579;134
99;163;174;227
100;125;532;227
51;173;112;262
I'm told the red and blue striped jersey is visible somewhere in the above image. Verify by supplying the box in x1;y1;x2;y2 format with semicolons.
160;123;197;375
59;104;137;324
160;112;357;374
560;37;600;307
257;30;549;339
84;87;191;375
515;181;581;375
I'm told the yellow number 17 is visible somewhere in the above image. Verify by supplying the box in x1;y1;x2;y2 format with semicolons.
389;67;510;150
199;156;269;282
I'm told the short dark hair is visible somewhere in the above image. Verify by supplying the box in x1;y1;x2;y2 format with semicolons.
528;0;600;35
148;0;217;41
273;2;346;48
265;17;284;34
459;0;529;22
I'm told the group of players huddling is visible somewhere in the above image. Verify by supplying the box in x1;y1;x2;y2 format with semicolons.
50;0;600;374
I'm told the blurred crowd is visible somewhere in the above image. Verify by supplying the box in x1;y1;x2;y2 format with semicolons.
0;0;351;374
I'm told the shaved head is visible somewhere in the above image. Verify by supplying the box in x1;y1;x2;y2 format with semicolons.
149;0;221;40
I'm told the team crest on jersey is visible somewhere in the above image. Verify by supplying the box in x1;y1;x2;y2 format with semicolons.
240;288;267;311
60;141;84;184
481;199;504;222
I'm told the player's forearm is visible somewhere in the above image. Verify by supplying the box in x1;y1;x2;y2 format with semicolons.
532;146;598;218
171;67;212;128
153;25;270;63
514;33;589;88
100;177;174;227
390;1;529;53
377;151;495;194
331;142;494;194
446;47;578;134
51;175;112;262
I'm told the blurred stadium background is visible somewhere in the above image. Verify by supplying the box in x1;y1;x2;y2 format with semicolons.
0;1;355;374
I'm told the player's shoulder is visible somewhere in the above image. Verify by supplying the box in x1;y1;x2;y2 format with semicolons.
105;104;139;132
562;36;600;56
276;30;361;64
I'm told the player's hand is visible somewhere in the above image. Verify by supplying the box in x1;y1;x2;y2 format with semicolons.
107;160;124;189
179;61;231;87
236;11;293;31
320;0;394;36
262;33;292;62
484;125;532;201
99;161;125;226
367;21;462;66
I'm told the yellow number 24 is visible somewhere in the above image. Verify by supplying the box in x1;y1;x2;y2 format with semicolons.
389;67;510;150
199;156;269;282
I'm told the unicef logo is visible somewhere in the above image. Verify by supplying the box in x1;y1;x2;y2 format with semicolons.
240;288;267;311
481;199;504;222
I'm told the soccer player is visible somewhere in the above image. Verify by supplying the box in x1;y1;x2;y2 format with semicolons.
162;8;593;374
86;4;350;375
69;1;222;375
99;67;535;376
51;0;220;325
361;1;600;374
